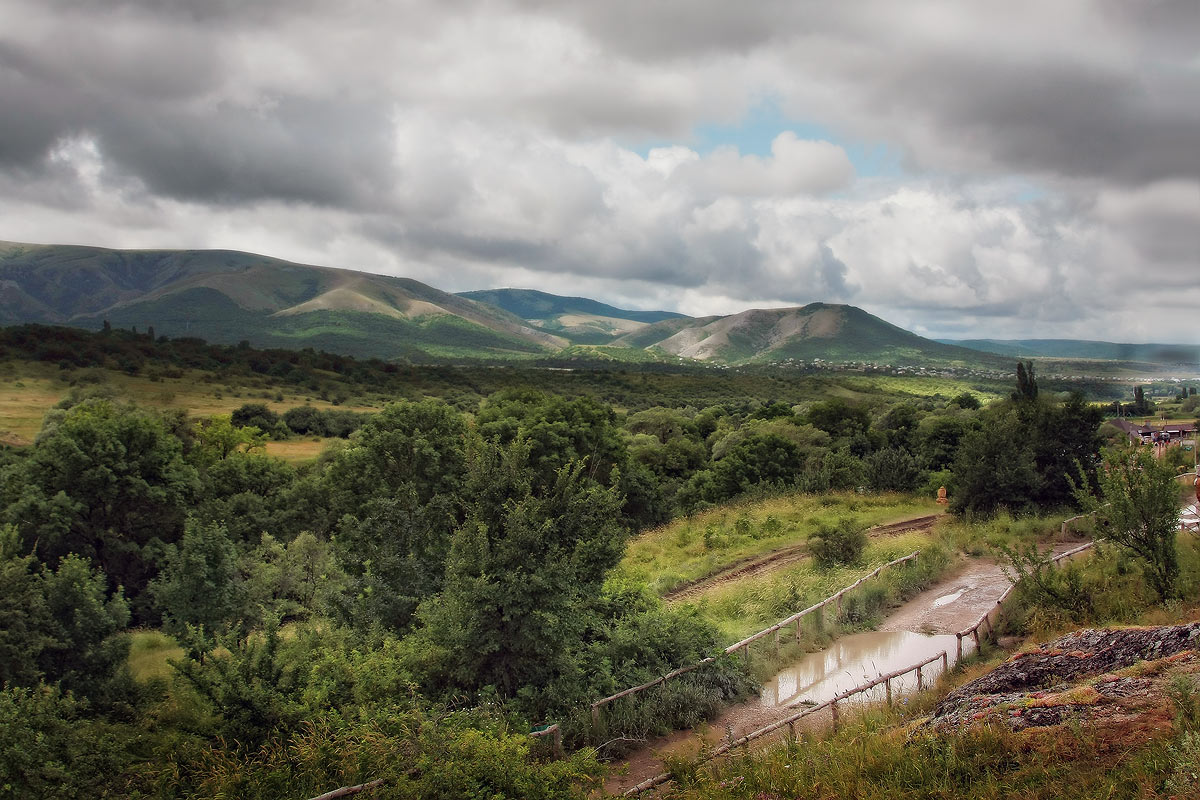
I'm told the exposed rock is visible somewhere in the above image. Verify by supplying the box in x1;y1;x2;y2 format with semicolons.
929;623;1200;733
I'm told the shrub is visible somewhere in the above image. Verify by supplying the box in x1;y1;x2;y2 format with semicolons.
232;403;279;431
808;519;868;568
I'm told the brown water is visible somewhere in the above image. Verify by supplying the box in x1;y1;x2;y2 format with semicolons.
759;630;967;707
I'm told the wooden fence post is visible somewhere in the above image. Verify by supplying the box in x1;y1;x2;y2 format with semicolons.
885;677;892;705
831;699;839;731
942;651;949;672
972;627;981;651
774;629;781;653
956;633;963;661
916;665;924;691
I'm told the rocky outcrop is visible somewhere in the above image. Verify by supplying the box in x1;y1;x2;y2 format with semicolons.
929;623;1200;733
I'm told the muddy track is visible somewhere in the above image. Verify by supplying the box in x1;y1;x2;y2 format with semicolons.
663;513;942;603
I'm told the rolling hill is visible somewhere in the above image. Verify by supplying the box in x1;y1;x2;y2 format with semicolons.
457;288;686;344
2;240;1015;368
614;303;995;366
0;241;565;360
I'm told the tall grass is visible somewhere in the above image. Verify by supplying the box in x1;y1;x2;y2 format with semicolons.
669;663;1194;800
570;657;755;756
618;492;940;597
690;533;952;642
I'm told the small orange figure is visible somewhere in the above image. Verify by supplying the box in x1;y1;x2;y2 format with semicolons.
936;486;949;506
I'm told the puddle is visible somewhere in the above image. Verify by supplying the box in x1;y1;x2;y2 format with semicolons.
759;631;968;707
931;588;966;608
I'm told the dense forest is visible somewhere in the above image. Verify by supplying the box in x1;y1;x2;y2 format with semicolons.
0;328;1118;798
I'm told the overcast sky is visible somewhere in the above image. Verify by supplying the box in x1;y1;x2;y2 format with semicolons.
2;1;1198;342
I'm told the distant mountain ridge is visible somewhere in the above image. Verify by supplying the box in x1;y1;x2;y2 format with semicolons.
2;240;1007;366
456;288;684;344
0;241;565;360
941;338;1200;365
619;303;992;366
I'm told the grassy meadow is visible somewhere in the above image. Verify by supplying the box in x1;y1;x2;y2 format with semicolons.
0;359;377;455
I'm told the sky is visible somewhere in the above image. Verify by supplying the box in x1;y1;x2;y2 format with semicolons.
1;0;1198;342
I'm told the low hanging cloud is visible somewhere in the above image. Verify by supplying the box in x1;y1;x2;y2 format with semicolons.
0;0;1197;342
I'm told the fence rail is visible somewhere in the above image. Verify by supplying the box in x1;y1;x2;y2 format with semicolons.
620;513;1109;795
590;551;921;730
953;540;1096;660
623;649;950;796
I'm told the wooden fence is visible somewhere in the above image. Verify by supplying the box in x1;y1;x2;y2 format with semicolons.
528;723;563;758
953;540;1096;660
590;551;921;732
622;649;950;796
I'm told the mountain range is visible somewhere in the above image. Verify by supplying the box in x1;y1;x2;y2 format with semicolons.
3;240;1184;369
938;338;1200;365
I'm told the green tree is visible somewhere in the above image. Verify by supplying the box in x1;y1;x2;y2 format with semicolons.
916;415;976;471
418;437;626;697
241;532;345;625
865;447;923;493
191;413;265;466
231;403;279;431
476;390;626;487
323;401;469;632
808;519;868;568
1013;360;1038;401
804;399;871;440
1027;392;1103;507
1;399;198;615
150;520;243;646
192;450;301;544
0;526;130;693
1075;444;1183;599
0;526;55;687
0;684;135;799
952;392;981;410
950;408;1039;516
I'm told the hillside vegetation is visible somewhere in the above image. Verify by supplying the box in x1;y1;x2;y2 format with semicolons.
5;242;1019;368
3;327;1181;799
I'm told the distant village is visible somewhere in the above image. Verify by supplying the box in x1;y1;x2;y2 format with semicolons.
1111;418;1198;448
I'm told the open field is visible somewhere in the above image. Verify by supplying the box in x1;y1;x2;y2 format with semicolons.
262;438;337;464
0;360;380;444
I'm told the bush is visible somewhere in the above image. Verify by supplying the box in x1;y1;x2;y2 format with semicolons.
0;685;136;798
232;403;279;431
808;519;868;568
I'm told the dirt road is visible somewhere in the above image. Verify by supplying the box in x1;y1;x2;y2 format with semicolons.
663;514;942;603
603;539;1084;796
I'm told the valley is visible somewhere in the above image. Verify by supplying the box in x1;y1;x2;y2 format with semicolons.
1;278;1198;800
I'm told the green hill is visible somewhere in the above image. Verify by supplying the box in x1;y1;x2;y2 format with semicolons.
614;303;998;367
458;288;685;344
0;241;565;360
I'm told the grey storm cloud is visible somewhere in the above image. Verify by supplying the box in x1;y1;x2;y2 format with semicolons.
0;0;1197;341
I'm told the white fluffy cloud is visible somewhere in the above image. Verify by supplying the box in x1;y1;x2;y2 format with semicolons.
0;0;1197;342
